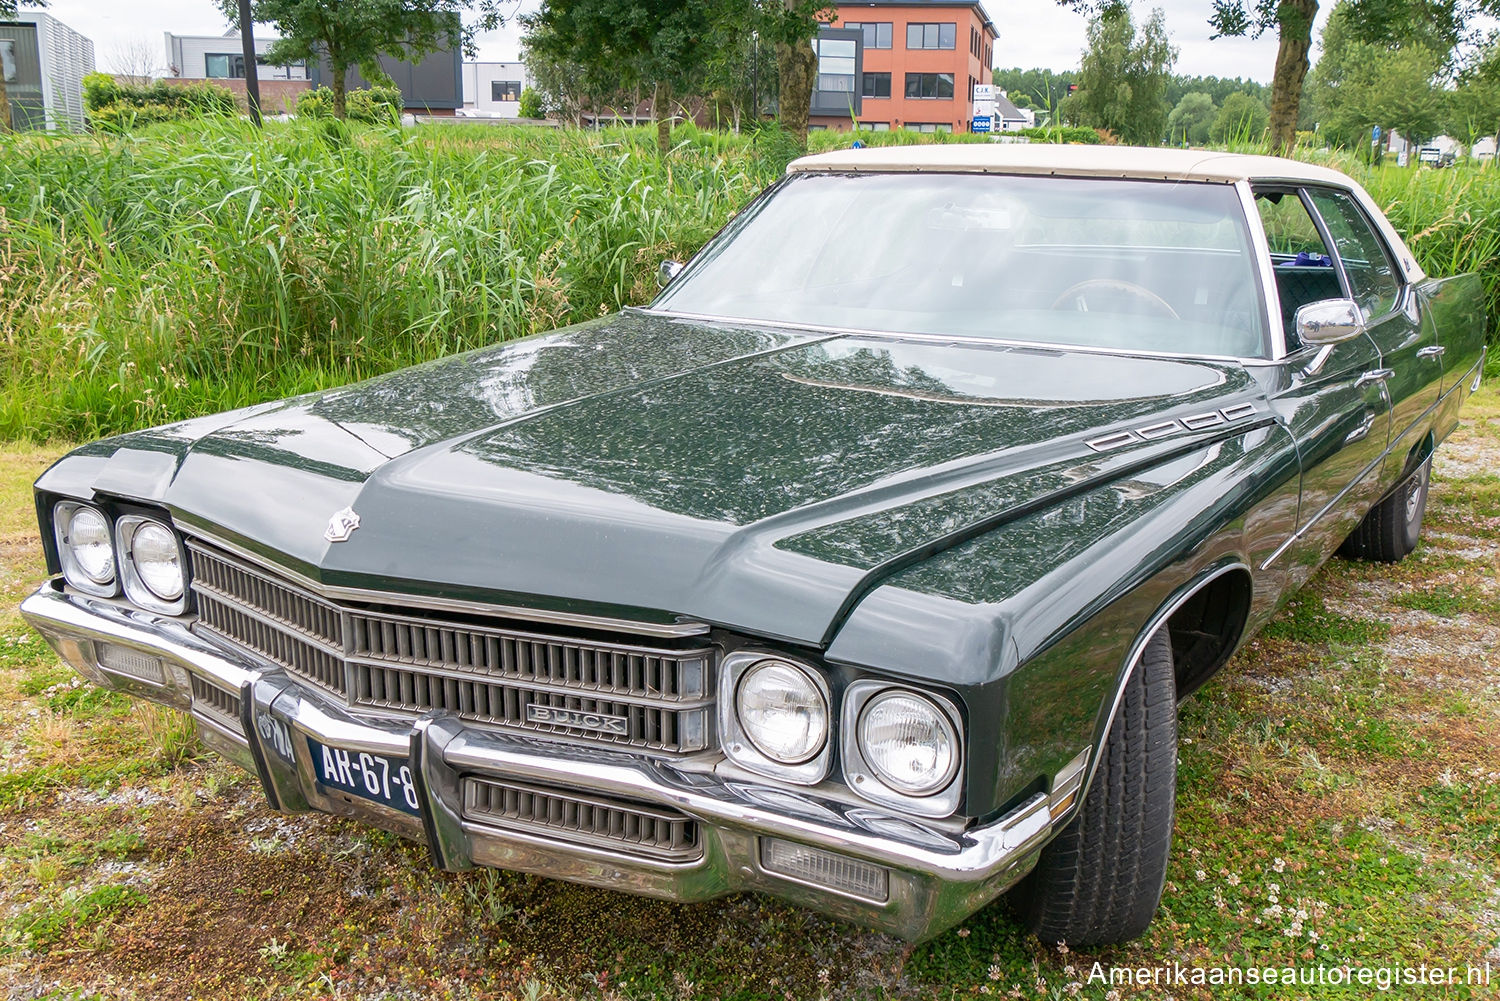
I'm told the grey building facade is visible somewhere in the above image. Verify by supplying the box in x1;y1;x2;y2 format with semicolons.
0;11;94;131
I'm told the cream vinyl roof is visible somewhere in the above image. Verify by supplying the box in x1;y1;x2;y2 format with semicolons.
787;143;1426;282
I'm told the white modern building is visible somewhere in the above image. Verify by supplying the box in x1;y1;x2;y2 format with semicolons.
461;61;528;117
164;30;308;81
0;10;94;131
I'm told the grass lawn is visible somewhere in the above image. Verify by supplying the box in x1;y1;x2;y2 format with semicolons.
1;390;1497;1000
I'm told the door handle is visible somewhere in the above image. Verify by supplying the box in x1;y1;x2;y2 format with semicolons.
1417;345;1447;359
1356;368;1395;387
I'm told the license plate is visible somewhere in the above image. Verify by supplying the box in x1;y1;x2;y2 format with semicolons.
307;737;421;815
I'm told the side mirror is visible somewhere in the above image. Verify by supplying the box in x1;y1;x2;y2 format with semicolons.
658;260;684;289
1295;298;1365;346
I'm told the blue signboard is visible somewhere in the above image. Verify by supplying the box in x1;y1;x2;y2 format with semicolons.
1372;125;1382;142
972;116;992;134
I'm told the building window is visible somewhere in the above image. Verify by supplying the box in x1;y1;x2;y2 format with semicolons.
856;121;890;131
905;73;955;100
968;75;976;102
491;80;521;102
861;72;891;99
843;21;892;49
905;122;953;134
204;53;245;79
814;37;856;94
906;23;956;50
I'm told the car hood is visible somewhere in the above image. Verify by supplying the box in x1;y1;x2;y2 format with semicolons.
66;310;1266;645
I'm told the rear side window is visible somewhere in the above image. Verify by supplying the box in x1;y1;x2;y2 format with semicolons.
1306;189;1401;320
1254;189;1340;349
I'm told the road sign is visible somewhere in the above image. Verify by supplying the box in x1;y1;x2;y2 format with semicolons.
974;84;996;104
972;116;992;133
1372;125;1382;142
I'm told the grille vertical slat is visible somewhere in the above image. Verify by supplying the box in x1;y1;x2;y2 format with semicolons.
186;540;715;755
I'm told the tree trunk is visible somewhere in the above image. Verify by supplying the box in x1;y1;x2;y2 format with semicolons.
331;57;348;120
654;79;672;155
776;35;817;151
0;76;11;133
1268;0;1318;156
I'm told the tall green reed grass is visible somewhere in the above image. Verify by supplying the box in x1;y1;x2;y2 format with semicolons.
1;119;1495;443
0;119;775;441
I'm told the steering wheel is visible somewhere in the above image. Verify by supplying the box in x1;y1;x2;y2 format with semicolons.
1051;279;1180;320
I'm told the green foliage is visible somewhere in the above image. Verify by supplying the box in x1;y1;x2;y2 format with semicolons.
1211;91;1270;143
1168;90;1218;145
8;884;147;952
1015;125;1102;144
1306;3;1449;153
518;86;544;120
0;119;1496;444
990;66;1078;118
299;85;400;123
81;73;238;133
1446;37;1500;146
294;86;334;118
0;120;769;441
225;0;504;118
1061;7;1177;145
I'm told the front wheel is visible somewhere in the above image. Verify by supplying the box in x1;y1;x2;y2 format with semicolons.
1012;629;1177;946
1339;457;1430;563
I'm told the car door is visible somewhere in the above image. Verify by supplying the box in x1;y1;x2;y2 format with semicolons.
1303;188;1441;488
1253;188;1392;587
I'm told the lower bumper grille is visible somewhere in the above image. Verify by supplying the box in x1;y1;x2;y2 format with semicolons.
462;776;701;862
189;674;243;733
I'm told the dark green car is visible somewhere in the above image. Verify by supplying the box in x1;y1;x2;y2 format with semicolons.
21;145;1487;944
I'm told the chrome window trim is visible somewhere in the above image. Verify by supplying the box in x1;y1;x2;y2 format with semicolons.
1236;179;1290;360
841;681;964;818
636;308;1266;365
177;525;712;639
719;651;833;785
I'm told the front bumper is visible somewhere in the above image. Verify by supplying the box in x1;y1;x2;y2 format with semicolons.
21;580;1052;941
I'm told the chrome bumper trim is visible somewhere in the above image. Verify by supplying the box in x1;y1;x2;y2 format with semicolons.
19;581;1050;940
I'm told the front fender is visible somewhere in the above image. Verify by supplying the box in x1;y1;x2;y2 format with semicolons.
826;421;1299;820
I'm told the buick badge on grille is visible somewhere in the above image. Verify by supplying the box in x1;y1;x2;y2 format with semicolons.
324;506;360;543
526;704;630;736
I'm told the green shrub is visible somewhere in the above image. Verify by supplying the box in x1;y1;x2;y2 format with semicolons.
298;85;403;123
1014;125;1101;144
84;74;237;132
348;85;403;124
518;87;544;120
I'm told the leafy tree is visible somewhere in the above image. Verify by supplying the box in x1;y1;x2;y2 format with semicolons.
1164;73;1267;107
526;0;729;154
1061;7;1176;145
1305;2;1448;154
520;17;632;126
0;0;46;131
1446;37;1500;154
1167;91;1218;144
220;0;504;119
991;67;1079;120
1197;0;1500;153
1210;90;1269;142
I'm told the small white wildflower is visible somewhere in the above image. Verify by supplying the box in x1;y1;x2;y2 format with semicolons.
1227;873;1241;887
1195;869;1207;882
1272;857;1286;873
987;964;1003;981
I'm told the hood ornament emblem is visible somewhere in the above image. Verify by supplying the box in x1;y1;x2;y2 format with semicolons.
324;506;361;543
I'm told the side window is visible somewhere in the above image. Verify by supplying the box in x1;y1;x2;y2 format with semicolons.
1254;189;1340;348
1306;189;1401;320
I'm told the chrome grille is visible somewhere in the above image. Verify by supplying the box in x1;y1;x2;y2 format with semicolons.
185;540;715;755
189;674;243;733
462;777;701;861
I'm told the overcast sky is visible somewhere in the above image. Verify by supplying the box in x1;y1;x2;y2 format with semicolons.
41;0;1327;84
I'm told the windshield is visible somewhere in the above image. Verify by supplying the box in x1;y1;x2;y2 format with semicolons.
653;172;1268;358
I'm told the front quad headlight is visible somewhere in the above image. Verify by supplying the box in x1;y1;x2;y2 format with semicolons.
116;515;187;614
739;659;829;764
858;691;959;796
721;653;832;783
843;682;963;818
54;502;118;596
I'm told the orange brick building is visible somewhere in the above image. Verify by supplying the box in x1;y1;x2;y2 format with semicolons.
811;0;997;134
